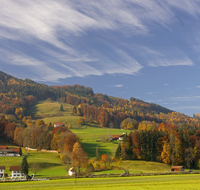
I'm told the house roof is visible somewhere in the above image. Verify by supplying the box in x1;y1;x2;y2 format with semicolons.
69;167;76;172
0;166;5;170
0;149;18;153
54;122;65;125
110;135;123;138
171;166;184;169
10;166;20;171
12;148;19;153
0;146;8;149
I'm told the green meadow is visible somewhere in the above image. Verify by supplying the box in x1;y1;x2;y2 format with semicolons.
28;101;80;127
0;148;171;178
1;174;200;190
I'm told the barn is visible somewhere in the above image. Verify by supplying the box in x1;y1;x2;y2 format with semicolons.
171;166;184;171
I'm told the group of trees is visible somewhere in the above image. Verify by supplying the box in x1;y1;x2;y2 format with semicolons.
0;116;79;153
72;101;200;130
115;125;200;169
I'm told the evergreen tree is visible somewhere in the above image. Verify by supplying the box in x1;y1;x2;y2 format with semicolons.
19;146;22;156
115;143;122;159
96;146;100;160
60;104;64;111
20;156;29;179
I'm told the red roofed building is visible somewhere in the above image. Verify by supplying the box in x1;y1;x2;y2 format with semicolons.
0;166;5;177
0;148;20;157
0;146;8;149
109;135;124;141
10;166;24;178
171;166;184;172
54;122;65;127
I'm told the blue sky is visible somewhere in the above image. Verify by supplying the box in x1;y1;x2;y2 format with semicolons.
1;0;200;116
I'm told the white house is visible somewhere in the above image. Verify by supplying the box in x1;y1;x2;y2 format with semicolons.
10;166;24;178
0;166;5;178
68;167;76;176
54;122;65;128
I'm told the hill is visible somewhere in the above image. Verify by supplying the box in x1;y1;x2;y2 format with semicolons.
0;70;199;130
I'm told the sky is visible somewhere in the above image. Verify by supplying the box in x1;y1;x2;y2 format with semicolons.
1;0;200;116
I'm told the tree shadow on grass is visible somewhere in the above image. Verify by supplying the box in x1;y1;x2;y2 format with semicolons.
27;104;40;119
82;142;116;158
85;124;101;128
29;162;62;169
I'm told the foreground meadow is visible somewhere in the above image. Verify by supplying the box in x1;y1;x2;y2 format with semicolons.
1;174;200;190
0;148;171;178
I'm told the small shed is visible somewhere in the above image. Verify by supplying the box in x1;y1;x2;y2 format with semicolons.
68;167;76;176
0;166;5;178
171;166;184;172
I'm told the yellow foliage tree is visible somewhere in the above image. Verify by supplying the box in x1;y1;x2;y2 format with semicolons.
161;141;171;164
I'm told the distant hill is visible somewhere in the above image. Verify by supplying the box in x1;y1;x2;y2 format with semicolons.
0;70;199;129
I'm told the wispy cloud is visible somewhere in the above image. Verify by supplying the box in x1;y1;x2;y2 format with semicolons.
0;0;199;81
148;57;194;67
111;84;123;88
170;96;200;101
173;106;200;110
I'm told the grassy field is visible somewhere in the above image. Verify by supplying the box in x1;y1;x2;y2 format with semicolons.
0;147;172;178
28;101;80;127
0;148;67;177
1;174;200;190
70;126;132;157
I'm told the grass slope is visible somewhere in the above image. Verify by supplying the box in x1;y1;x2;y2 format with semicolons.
28;101;80;127
1;174;200;190
70;126;132;158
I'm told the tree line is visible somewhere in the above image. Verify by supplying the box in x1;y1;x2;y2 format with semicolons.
115;126;200;169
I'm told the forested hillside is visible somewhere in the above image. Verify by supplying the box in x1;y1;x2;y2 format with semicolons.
0;70;199;129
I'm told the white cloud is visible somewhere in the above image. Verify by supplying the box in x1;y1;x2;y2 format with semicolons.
111;84;123;88
148;57;194;67
173;106;200;110
170;96;200;101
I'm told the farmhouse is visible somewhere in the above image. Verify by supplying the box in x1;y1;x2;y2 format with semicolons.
171;166;184;172
0;148;20;157
54;122;65;127
109;135;124;141
0;166;5;178
10;166;24;178
68;167;76;176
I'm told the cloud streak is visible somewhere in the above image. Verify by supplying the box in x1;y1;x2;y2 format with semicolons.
111;84;123;88
0;0;199;81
